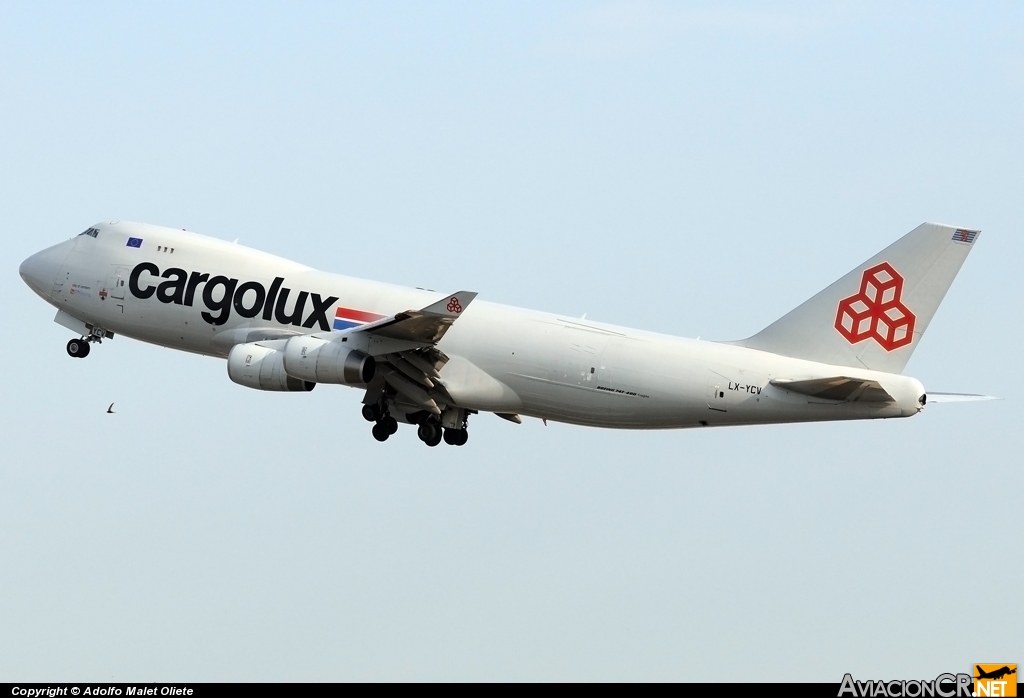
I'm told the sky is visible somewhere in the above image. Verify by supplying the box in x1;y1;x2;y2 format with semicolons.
1;0;1020;682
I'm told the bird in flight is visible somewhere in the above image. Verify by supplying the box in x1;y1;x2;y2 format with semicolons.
106;403;115;414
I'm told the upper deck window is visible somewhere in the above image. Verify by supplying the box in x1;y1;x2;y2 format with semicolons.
78;228;99;238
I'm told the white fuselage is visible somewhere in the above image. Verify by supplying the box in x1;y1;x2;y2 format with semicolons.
21;222;926;429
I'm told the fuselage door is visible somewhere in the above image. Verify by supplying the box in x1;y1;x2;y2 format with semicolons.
707;371;728;412
109;265;131;300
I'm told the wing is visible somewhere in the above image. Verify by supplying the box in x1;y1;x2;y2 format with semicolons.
350;291;477;344
770;376;894;403
330;291;478;415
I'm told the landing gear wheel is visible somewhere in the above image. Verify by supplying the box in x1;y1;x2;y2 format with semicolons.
383;416;398;434
67;338;90;358
417;421;442;446
362;404;379;422
371;422;390;442
444;429;468;446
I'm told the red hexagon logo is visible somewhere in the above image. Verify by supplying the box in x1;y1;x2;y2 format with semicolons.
834;262;916;351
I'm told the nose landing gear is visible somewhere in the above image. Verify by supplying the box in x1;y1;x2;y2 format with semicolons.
66;338;91;358
66;326;110;359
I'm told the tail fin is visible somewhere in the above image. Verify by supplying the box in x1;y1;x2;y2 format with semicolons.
736;223;980;374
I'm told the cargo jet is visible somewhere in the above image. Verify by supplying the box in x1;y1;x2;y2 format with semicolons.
20;221;989;446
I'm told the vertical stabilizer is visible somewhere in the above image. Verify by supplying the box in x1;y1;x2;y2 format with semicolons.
736;223;980;374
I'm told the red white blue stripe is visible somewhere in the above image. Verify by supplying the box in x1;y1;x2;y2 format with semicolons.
333;306;385;331
952;229;979;245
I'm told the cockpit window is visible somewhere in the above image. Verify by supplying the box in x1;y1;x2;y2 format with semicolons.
78;228;99;238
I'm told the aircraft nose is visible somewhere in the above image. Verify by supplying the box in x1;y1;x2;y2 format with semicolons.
20;243;70;299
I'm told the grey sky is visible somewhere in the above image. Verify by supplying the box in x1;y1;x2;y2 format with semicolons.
1;1;1020;681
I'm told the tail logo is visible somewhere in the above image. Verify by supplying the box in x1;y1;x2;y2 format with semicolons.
834;262;916;351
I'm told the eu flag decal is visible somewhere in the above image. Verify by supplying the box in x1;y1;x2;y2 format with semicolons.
126;237;144;248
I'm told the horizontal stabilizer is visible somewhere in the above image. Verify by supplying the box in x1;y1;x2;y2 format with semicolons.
770;376;894;403
926;392;999;404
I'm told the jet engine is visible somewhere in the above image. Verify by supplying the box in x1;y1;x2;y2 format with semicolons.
227;342;315;392
282;335;375;385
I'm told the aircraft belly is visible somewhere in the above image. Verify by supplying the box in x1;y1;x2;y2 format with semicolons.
468;329;912;429
436;355;524;412
489;331;712;429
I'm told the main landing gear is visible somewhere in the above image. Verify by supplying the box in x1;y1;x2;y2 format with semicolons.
415;420;467;447
363;403;399;442
442;426;468;446
415;411;469;447
416;421;443;447
362;402;469;447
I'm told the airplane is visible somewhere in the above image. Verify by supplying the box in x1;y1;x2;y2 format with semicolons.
19;221;991;447
975;666;1016;681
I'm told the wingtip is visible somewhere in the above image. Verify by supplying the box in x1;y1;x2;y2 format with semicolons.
422;290;478;317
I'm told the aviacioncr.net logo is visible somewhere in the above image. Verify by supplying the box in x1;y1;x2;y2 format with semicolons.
839;673;973;698
974;664;1017;697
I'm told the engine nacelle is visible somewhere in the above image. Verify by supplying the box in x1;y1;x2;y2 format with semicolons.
227;342;315;392
282;335;375;385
